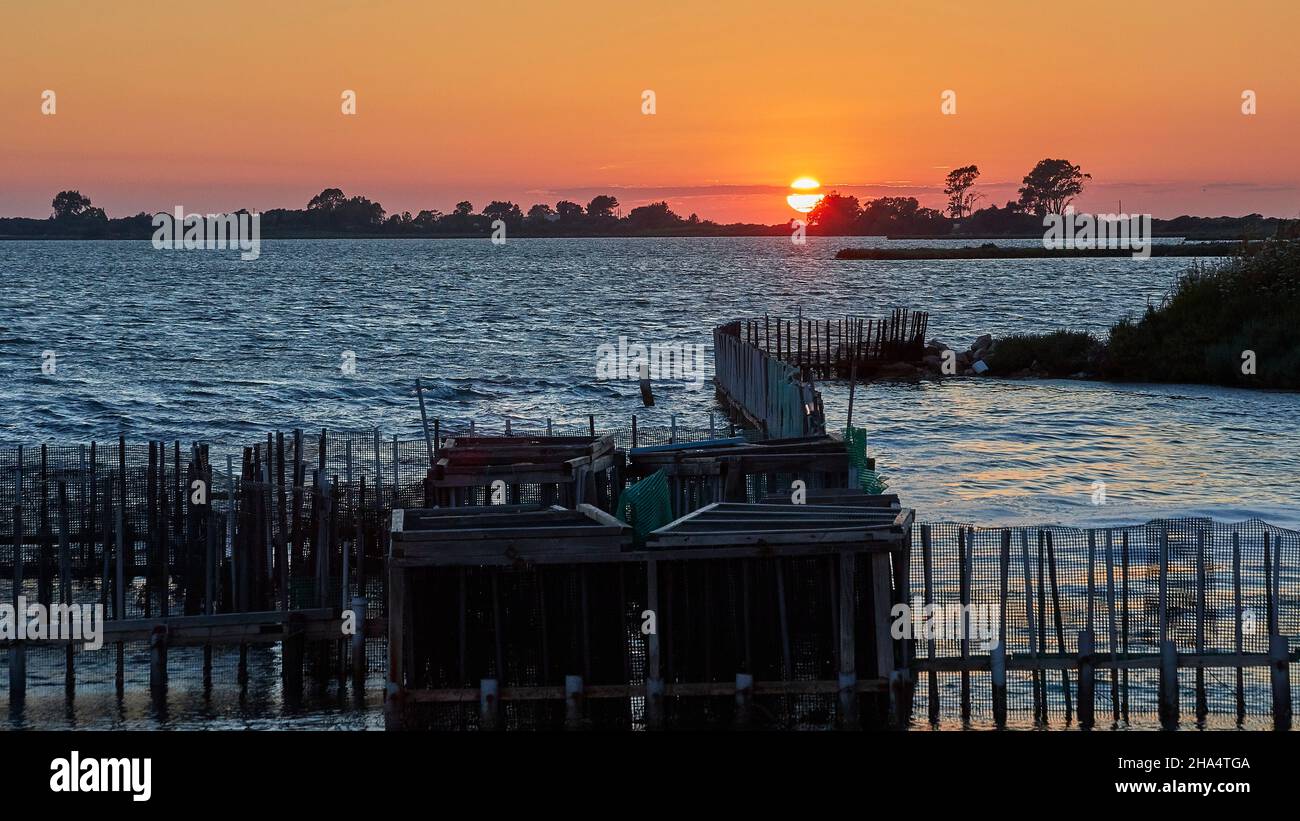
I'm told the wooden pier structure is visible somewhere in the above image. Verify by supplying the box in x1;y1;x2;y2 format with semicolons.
385;493;914;730
713;321;824;438
2;422;1297;731
625;435;856;519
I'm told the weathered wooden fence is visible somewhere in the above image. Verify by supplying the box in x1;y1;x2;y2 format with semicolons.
738;309;929;378
713;321;824;438
3;428;1295;731
911;520;1299;729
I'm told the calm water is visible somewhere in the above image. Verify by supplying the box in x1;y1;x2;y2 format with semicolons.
1;237;1294;527
1;237;1297;730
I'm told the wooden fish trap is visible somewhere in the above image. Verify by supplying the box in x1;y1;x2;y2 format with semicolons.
385;499;914;730
738;308;930;378
625;435;854;518
424;434;620;510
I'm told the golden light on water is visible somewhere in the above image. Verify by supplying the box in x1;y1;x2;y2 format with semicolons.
786;177;824;213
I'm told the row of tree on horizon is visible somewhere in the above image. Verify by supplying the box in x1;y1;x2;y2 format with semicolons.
1;158;1291;240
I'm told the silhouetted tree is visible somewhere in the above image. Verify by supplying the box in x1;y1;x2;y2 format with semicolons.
482;200;524;229
857;197;946;235
307;188;346;211
1018;159;1091;216
51;190;105;221
526;204;556;225
413;209;442;229
586;195;619;220
943;165;982;219
962;201;1040;235
555;200;584;224
807;192;861;234
625;201;682;230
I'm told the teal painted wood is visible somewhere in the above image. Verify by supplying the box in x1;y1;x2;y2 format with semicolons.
713;322;823;438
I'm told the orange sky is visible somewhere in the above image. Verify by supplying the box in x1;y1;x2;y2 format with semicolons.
3;0;1299;223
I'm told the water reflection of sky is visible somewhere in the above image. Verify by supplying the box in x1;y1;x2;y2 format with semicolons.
821;378;1299;528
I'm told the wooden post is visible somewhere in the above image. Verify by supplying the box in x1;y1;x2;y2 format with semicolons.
774;557;793;717
391;435;399;507
1158;527;1169;646
203;511;215;688
992;529;1010;729
959;528;971;724
113;472;125;694
149;624;168;709
922;525;938;724
372;428;383;514
1105;530;1119;723
734;672;754;729
645;559;664;729
1078;630;1095;729
9;448;26;705
1045;531;1072;723
1086;530;1096;634
226;455;237;611
565;674;585;730
837;550;858;729
870;551;895;728
415;378;435;465
57;481;74;694
480;678;499;731
1269;634;1292;731
1121;531;1130;722
283;611;305;704
1233;531;1245;724
639;361;654;407
351;594;367;695
1020;530;1042;724
385;509;408;730
1159;639;1179;730
275;434;288;612
1036;531;1048;724
1264;532;1275;637
1195;528;1207;722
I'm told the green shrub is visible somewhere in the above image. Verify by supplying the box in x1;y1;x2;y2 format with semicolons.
1100;241;1300;388
986;330;1101;376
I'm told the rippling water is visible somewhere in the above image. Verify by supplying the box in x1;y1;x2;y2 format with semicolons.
2;237;1297;730
0;237;1296;529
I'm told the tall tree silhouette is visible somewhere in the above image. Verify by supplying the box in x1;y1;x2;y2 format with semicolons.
943;165;982;219
1018;159;1091;216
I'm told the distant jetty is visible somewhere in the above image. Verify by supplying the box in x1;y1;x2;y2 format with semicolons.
835;242;1247;260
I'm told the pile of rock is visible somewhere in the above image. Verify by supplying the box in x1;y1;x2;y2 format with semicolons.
920;334;994;377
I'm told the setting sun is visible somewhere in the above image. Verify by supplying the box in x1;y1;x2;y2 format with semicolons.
787;177;824;213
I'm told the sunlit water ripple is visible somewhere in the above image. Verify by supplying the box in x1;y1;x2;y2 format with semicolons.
0;237;1295;528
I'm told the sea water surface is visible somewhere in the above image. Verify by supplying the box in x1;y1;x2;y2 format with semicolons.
1;237;1295;527
1;237;1297;731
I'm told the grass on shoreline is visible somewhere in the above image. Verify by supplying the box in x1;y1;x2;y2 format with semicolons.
984;240;1300;388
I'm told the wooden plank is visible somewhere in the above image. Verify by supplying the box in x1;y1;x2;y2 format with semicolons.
1196;528;1207;722
1270;634;1292;730
1233;530;1245;723
1045;530;1072;723
1021;530;1042;723
1105;529;1119;723
993;529;1009;728
923;525;938;724
645;559;663;729
1078;630;1095;729
838;550;858;727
